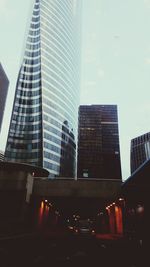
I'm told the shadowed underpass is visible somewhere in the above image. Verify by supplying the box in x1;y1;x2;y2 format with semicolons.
0;228;145;267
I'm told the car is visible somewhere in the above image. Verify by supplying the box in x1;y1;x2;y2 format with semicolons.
74;220;95;236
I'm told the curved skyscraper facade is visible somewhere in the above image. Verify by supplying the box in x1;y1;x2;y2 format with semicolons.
5;0;81;178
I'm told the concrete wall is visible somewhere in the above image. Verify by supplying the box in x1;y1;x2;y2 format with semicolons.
0;162;48;223
33;178;122;199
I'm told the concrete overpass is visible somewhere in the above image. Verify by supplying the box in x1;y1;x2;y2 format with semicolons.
31;178;122;219
0;162;122;221
33;178;121;198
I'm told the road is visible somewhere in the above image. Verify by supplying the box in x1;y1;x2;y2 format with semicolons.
0;228;145;267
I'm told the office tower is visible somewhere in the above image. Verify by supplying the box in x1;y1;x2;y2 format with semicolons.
0;63;9;132
130;132;150;173
5;0;81;178
0;151;4;161
77;105;122;179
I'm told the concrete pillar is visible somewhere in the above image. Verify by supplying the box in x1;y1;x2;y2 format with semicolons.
115;205;123;234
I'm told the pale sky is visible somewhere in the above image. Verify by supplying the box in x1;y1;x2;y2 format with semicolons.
1;0;150;181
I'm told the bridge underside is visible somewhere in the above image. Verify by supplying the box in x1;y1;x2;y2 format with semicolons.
31;178;122;219
33;178;122;198
0;161;122;224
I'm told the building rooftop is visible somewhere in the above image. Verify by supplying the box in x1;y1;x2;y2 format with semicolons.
0;161;49;177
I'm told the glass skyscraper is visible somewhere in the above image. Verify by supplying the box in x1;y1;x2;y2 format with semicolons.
5;0;81;178
0;63;9;132
77;105;122;180
130;132;150;174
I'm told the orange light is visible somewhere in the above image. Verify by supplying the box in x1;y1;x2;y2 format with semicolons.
115;205;123;234
38;201;44;227
41;201;44;209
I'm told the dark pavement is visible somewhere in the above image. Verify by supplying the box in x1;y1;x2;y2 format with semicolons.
0;227;146;267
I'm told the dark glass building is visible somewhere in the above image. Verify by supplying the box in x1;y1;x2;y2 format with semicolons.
130;132;150;174
0;63;9;132
77;105;122;180
5;0;81;178
0;150;4;161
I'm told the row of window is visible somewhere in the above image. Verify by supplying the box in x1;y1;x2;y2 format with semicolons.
12;114;42;123
23;57;40;66
18;80;41;89
41;52;75;89
80;122;118;130
44;141;61;154
44;131;76;149
43;78;76;114
8;141;41;150
42;72;76;106
41;15;74;60
42;50;74;92
33;10;40;16
25;49;40;58
132;134;150;146
20;72;41;82
41;24;74;70
41;1;73;37
44;122;75;143
14;105;41;114
44;151;60;164
43;115;75;139
26;42;40;51
27;35;40;44
5;151;41;160
34;3;39;10
43;80;75;113
43;96;75;127
9;132;42;140
44;160;59;173
43;105;75;133
43;141;75;158
42;0;72;26
16;96;41;106
10;123;40;132
22;63;40;73
42;45;73;80
41;50;74;87
44;123;62;138
29;29;40;37
31;15;40;23
30;22;40;30
17;88;41;97
40;9;73;59
44;131;63;147
43;114;65;132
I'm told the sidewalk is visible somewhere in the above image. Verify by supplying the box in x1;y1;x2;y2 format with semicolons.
96;233;123;240
0;222;35;240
